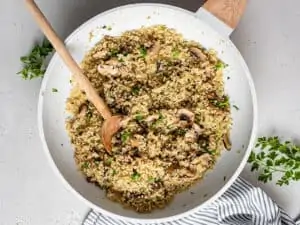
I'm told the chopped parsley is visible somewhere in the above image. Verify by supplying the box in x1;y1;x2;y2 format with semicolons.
148;176;155;183
171;48;181;58
18;38;54;80
131;86;140;95
52;88;58;93
232;105;239;110
210;96;230;109
121;131;131;143
104;157;113;166
102;25;112;31
112;169;117;176
81;162;90;169
215;61;228;71
135;114;144;122
205;148;216;156
109;48;119;57
151;113;164;128
139;46;147;58
131;169;141;181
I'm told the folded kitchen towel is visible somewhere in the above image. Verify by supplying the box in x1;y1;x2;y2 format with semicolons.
83;178;300;225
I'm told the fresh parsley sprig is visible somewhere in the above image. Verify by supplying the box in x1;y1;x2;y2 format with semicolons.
17;39;54;80
248;136;300;186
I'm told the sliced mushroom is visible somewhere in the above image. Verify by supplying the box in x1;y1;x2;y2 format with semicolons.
120;117;131;128
78;104;88;117
92;51;108;59
190;47;207;61
97;65;118;76
178;109;195;122
150;41;161;56
223;132;232;150
130;139;140;148
192;123;203;135
106;59;119;66
145;114;160;123
184;130;197;143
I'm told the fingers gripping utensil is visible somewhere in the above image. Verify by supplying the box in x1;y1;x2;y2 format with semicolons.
25;0;123;153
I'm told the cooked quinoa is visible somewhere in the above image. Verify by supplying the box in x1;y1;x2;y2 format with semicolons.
66;25;232;213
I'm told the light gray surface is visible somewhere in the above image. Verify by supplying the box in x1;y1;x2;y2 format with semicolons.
0;0;299;224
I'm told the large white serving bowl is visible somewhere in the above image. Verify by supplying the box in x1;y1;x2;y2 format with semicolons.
38;3;257;224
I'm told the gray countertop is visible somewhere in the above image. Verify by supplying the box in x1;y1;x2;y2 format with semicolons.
1;0;300;224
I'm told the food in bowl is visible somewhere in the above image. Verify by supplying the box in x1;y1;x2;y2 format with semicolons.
66;25;232;213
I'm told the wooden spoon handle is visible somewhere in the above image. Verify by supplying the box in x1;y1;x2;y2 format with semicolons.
25;0;112;120
203;0;247;29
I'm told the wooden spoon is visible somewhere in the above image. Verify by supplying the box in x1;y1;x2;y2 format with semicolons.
25;0;122;154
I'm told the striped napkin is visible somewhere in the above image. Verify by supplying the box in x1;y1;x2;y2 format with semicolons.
83;178;300;225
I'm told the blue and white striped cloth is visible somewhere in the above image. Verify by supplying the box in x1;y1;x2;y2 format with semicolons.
83;178;300;225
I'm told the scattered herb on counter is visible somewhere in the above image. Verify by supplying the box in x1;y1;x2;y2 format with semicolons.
121;131;131;143
248;136;300;186
18;39;54;80
232;105;239;110
52;88;58;93
131;169;141;181
139;46;147;58
107;26;112;31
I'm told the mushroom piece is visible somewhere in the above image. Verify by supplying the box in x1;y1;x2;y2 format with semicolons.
177;109;195;123
223;132;232;150
78;104;88;117
92;51;108;59
97;65;118;76
150;41;161;56
145;114;160;123
190;47;207;61
192;123;203;135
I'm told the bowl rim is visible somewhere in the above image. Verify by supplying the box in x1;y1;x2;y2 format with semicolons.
37;3;258;223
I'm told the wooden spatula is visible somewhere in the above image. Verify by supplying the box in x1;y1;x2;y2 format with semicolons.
25;0;123;154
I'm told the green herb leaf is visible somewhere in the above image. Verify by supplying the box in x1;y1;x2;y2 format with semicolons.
81;162;90;169
139;46;147;58
131;86;140;95
18;38;54;80
215;61;228;71
171;48;181;58
131;169;141;181
248;136;300;186
135;114;144;122
210;95;230;109
232;105;239;110
52;88;58;93
121;131;131;143
104;157;113;166
109;48;119;57
112;169;117;176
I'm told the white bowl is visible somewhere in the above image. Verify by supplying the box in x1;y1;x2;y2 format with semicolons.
38;3;258;224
